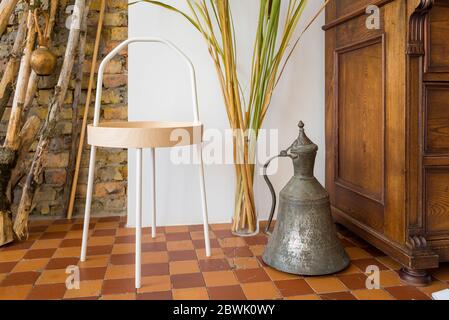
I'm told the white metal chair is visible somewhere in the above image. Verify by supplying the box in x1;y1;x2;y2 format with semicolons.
80;38;211;289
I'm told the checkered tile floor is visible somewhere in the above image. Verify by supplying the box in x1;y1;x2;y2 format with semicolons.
0;216;448;300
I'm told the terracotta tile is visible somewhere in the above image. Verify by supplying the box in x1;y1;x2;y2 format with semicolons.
137;291;172;300
40;232;67;240
305;276;348;294
351;258;388;272
92;229;116;237
0;262;17;273
60;238;82;248
429;263;449;281
190;230;216;240
198;259;230;272
374;256;402;270
0;285;33;300
28;225;48;233
1;271;40;286
142;251;169;264
192;238;220;249
211;223;232;231
275;279;314;297
88;236;115;246
321;292;356;300
222;247;253;258
338;273;368;290
46;224;72;232
114;235;134;244
241;282;281;300
116;228;135;236
141;263;169;277
214;230;234;238
93;222;118;229
244;235;268;246
86;245;113;256
172;287;209;300
142;233;166;243
418;280;449;296
102;293;136;300
208;285;246;300
27;283;67;300
165;226;189;233
63;280;102;299
53;247;80;258
78;255;109;268
228;257;261;270
248;245;265;256
36;269;67;284
98;216;121;223
142;242;167;252
285;294;321;300
168;250;197;262
203;271;238;287
234;268;270;283
169;260;199;275
345;247;373;260
80;267;107;281
165;233;191;241
23;248;56;259
65;230;84;239
46;257;79;270
30;239;62;250
105;265;135;280
138;275;171;294
167;240;195;251
196;248;225;260
2;240;34;252
218;237;247;248
0;250;27;262
11;259;48;273
102;278;136;295
171;273;205;289
336;263;362;275
385;286;430;300
379;270;402;287
112;243;135;254
352;289;395;300
264;267;301;281
110;253;134;265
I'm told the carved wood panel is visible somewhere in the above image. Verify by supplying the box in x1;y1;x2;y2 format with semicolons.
426;1;449;73
425;168;449;235
424;83;449;155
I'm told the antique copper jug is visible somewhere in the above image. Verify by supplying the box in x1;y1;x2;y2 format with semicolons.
262;121;349;275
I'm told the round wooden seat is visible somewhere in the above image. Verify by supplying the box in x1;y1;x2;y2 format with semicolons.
87;121;203;148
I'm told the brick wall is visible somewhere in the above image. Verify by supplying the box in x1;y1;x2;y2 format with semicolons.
0;0;128;218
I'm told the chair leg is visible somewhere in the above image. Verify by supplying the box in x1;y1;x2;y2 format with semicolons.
150;148;156;238
80;146;97;262
197;144;211;257
135;148;143;289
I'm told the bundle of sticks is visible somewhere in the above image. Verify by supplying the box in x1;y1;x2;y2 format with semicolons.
0;0;106;246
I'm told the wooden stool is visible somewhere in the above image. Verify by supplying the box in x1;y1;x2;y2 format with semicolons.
80;38;211;289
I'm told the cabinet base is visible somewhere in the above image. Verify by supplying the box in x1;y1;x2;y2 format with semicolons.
399;267;431;287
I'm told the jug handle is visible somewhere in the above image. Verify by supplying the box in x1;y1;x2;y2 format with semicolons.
263;147;298;235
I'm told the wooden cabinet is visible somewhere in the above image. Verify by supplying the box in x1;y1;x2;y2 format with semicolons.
324;0;449;285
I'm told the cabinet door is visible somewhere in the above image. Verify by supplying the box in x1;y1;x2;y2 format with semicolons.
325;0;407;241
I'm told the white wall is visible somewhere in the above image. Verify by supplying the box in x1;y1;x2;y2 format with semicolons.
128;0;325;227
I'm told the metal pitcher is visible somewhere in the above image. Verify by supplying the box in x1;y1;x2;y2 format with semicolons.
262;121;350;275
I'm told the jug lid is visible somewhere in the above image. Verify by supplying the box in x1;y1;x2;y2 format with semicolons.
290;121;318;154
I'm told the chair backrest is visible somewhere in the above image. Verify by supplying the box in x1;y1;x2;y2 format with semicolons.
93;37;201;126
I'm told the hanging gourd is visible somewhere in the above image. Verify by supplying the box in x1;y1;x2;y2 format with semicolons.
30;8;56;76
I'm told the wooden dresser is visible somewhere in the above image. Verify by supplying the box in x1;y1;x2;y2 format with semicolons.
324;0;449;285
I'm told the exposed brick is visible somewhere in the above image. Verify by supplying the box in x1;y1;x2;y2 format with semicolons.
104;106;127;120
44;169;67;186
111;27;128;41
103;74;128;88
94;182;127;197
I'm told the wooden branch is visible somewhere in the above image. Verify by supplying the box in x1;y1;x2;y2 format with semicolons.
22;0;60;125
7;116;40;203
0;10;28;120
67;0;106;219
14;0;88;240
0;0;19;37
4;10;36;151
63;0;91;216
